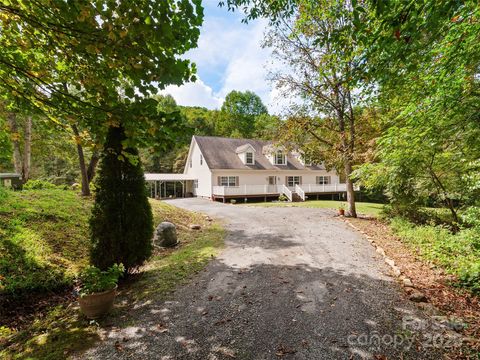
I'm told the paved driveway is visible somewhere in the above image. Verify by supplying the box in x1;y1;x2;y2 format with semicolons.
81;198;445;359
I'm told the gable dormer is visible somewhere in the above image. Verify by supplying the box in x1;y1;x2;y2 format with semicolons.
235;143;256;165
262;144;287;166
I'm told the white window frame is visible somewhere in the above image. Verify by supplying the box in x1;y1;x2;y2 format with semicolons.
220;176;238;187
275;150;286;165
316;176;331;185
287;176;301;187
245;152;254;165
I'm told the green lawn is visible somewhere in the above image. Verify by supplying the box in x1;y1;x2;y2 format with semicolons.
0;188;224;359
249;200;384;217
0;188;92;296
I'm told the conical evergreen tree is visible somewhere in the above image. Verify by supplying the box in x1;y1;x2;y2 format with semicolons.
90;125;153;272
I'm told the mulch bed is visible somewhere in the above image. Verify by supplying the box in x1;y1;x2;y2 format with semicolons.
347;216;480;357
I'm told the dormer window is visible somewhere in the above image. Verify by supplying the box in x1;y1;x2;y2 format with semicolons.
245;152;254;165
275;150;286;165
236;143;256;165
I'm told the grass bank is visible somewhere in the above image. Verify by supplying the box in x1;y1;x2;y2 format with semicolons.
249;200;383;217
0;188;224;359
0;188;91;296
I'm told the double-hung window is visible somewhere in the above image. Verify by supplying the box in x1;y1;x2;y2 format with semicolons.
287;176;301;187
219;176;238;187
200;154;203;165
275;150;286;165
316;176;331;185
245;152;254;165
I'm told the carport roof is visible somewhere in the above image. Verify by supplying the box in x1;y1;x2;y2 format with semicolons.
145;173;196;181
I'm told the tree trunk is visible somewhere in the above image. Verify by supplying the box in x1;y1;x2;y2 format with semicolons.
7;112;23;176
71;124;91;196
344;160;357;218
22;116;32;182
87;150;100;183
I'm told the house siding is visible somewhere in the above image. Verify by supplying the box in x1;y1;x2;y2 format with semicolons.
211;169;340;188
184;139;212;197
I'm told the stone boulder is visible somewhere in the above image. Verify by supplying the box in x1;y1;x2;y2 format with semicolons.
155;222;178;248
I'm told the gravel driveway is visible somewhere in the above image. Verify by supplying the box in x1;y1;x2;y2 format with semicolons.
80;198;447;359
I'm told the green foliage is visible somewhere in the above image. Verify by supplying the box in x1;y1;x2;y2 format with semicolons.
23;179;58;190
458;263;480;295
0;116;12;171
390;217;480;294
0;189;91;296
278;194;288;202
78;264;124;296
462;207;480;228
217;90;268;138
90;126;153;272
0;1;204;149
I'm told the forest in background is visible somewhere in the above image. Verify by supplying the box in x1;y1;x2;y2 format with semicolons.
0;89;280;183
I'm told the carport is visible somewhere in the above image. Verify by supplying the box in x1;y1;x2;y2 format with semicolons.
145;173;197;199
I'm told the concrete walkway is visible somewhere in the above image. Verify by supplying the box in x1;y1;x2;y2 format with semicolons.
80;198;445;359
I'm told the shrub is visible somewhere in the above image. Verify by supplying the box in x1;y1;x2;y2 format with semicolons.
78;263;124;296
90;125;153;272
458;262;480;295
390;217;480;293
23;179;58;190
278;194;288;202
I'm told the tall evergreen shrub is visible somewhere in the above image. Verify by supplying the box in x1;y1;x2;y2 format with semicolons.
90;125;153;272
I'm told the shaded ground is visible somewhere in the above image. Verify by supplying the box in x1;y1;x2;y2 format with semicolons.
348;216;480;355
79;199;454;359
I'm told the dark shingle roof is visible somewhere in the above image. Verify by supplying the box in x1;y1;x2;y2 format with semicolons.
193;136;325;171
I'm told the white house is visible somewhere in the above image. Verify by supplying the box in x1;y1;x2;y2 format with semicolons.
145;135;350;202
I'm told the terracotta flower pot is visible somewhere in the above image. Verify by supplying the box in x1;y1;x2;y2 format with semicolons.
78;286;117;319
338;209;345;216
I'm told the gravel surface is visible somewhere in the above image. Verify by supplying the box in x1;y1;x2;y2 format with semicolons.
79;199;448;359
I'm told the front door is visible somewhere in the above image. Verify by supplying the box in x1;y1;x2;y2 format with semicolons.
268;176;276;185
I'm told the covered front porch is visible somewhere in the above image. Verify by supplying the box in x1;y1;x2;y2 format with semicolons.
145;174;197;199
212;183;353;202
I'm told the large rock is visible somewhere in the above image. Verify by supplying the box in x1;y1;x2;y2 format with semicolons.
409;290;427;303
155;222;178;248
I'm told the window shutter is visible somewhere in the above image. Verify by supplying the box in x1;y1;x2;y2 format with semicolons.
217;176;221;186
299;176;302;185
285;176;288;186
236;176;239;186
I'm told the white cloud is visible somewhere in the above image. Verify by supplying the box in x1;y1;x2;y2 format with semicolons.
161;6;291;115
161;79;222;109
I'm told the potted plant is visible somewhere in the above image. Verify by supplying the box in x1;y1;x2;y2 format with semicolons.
338;203;346;216
77;263;124;319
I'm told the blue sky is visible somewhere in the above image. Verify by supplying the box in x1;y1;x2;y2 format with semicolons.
161;1;280;113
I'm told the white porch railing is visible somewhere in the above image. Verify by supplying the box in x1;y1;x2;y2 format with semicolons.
212;184;281;197
212;183;356;198
295;184;305;201
281;185;292;202
299;183;344;193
